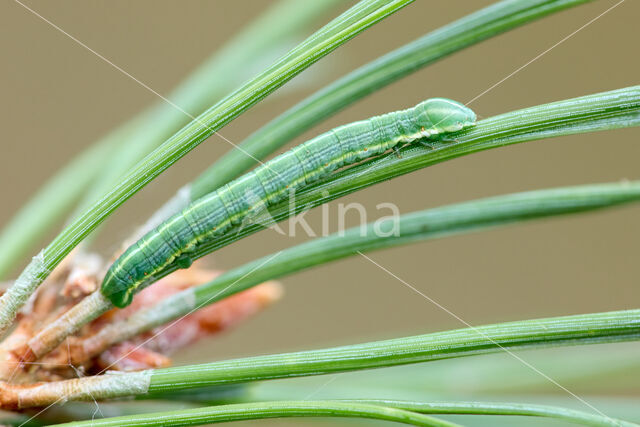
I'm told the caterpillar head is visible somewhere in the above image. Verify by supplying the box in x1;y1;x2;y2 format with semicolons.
415;98;476;134
101;268;137;308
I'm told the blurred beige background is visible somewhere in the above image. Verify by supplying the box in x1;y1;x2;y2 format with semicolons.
1;0;639;423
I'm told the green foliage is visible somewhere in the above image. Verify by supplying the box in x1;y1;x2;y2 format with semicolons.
127;85;640;288
1;0;638;425
0;0;416;336
57;399;638;427
190;0;593;199
97;180;640;346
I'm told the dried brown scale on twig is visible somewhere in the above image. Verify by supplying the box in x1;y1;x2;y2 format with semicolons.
61;253;103;299
0;370;152;410
0;277;73;383
97;280;283;365
94;342;172;371
16;291;112;363
9;252;110;364
74;266;225;364
0;251;282;406
81;270;282;369
12;259;216;364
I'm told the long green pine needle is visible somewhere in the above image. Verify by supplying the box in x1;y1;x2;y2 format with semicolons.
58;400;636;427
0;0;342;278
84;180;640;354
0;136;116;279
190;0;593;199
7;309;640;407
73;0;344;220
56;401;460;427
127;85;640;287
0;0;417;337
23;85;640;359
352;400;638;427
139;0;593;235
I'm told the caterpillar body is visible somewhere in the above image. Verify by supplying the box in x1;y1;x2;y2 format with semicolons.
101;98;476;307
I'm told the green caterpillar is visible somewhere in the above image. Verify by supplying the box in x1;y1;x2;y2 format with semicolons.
101;98;476;308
